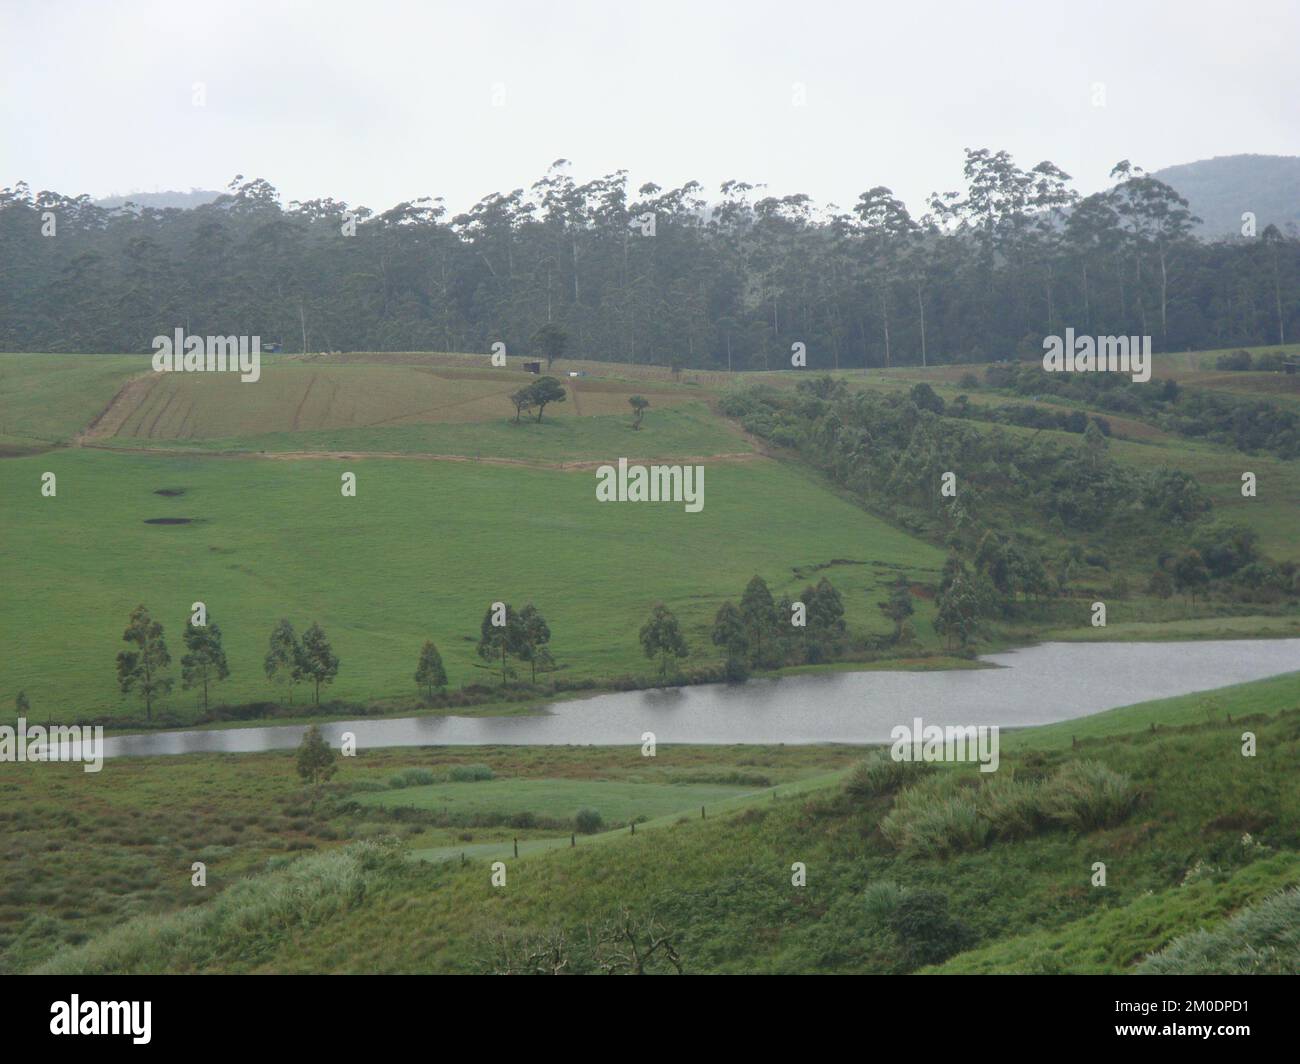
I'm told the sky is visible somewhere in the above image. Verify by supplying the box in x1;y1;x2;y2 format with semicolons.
3;0;1298;218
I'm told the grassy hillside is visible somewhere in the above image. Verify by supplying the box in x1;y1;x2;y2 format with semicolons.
0;354;141;451
22;671;1299;975
0;444;944;720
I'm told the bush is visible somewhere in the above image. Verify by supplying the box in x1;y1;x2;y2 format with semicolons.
879;776;989;857
845;752;930;799
1039;760;1138;831
1215;349;1253;371
888;888;977;968
448;764;494;782
978;774;1044;840
574;808;603;834
387;768;436;789
861;880;906;924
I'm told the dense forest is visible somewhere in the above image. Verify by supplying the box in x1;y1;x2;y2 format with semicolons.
1;150;1297;364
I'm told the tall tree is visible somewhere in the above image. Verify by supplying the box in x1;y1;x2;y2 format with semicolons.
531;322;568;368
115;605;173;720
517;603;552;684
639;603;689;679
264;618;304;703
710;601;749;679
181;614;230;712
414;639;448;697
738;575;779;665
299;623;340;704
478;603;525;684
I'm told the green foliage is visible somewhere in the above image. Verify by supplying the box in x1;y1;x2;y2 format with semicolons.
524;377;567;422
574;807;603;834
710;601;749;681
298;623;339;704
447;763;495;782
115;605;173;720
1038;759;1139;831
477;603;526;685
516;605;552;684
388;767;437;788
295;724;337;787
629;395;649;429
181;615;229;712
879;776;990;857
844;751;929;799
888;888;976;967
639;603;688;679
531;323;568;368
1137;887;1300;974
414;640;448;696
35;840;406;975
738;575;779;666
264;619;304;702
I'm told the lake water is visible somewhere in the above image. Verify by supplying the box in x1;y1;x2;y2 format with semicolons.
102;639;1300;758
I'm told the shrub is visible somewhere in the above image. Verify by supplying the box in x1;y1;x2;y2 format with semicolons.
448;764;494;782
862;880;906;924
978;774;1044;840
574;808;603;834
387;767;436;789
888;888;977;968
1215;349;1253;371
845;752;930;800
880;776;989;857
1039;760;1138;831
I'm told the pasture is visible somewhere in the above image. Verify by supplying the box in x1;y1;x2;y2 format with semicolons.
0;443;944;720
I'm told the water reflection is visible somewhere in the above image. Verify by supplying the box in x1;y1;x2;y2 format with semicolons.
103;639;1300;758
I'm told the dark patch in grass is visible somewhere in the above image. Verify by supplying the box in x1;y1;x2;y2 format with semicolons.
144;517;193;525
152;488;186;497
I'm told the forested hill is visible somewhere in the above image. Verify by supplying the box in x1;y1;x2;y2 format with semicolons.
2;149;1297;365
1150;154;1300;238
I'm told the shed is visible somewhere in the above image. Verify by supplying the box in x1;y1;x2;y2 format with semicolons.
523;360;542;374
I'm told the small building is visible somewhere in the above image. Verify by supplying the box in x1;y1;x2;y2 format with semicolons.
1284;360;1298;376
522;360;542;374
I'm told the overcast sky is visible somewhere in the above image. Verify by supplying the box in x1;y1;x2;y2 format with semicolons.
3;0;1297;217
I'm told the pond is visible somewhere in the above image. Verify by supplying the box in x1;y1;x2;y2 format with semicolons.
102;638;1300;757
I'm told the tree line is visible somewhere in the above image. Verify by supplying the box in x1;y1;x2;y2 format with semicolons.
3;152;1296;365
723;377;1299;648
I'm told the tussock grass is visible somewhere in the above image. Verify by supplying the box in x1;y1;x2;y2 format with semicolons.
880;760;1138;857
1138;886;1300;974
36;840;406;975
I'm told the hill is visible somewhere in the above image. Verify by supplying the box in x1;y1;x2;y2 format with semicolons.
94;189;222;211
1150;154;1300;237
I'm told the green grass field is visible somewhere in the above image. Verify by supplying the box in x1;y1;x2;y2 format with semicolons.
362;777;760;822
0;443;944;720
